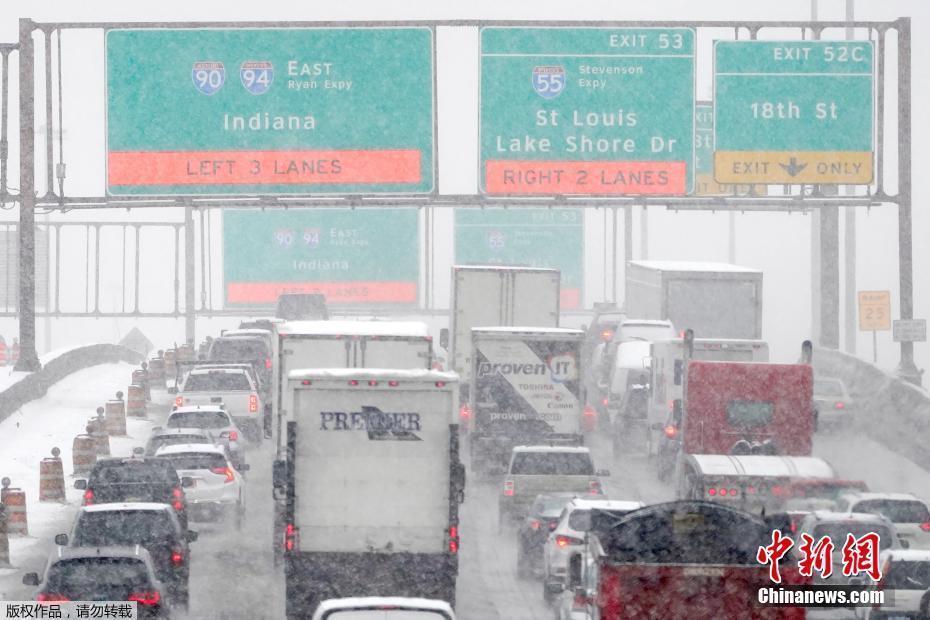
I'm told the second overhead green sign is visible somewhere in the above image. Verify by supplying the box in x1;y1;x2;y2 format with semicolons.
480;27;695;196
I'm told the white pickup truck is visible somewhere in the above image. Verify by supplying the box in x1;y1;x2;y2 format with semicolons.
176;367;263;442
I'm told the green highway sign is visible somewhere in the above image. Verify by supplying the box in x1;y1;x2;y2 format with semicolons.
107;28;434;195
480;27;695;195
454;208;583;309
693;101;765;196
223;209;420;306
714;41;873;184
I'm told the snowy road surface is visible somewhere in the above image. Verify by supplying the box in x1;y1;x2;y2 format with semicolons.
1;367;927;620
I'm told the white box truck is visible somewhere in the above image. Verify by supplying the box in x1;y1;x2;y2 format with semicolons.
280;369;464;618
271;320;434;563
625;260;763;340
468;327;588;474
443;265;561;381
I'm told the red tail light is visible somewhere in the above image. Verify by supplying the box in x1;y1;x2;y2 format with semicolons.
265;358;272;369
459;403;472;421
38;593;70;602
171;550;184;566
529;519;541;531
211;466;235;483
285;523;298;552
221;430;238;442
601;397;608;406
249;394;258;413
82;489;94;505
503;480;514;496
368;380;379;386
664;425;678;439
388;380;399;387
172;487;183;499
556;535;583;548
171;487;184;512
589;480;603;495
449;525;459;554
435;381;446;388
920;522;930;533
583;404;597;431
707;488;717;496
834;401;845;409
301;380;312;386
349;380;359;386
584;404;596;417
600;329;614;341
128;590;161;606
175;396;183;407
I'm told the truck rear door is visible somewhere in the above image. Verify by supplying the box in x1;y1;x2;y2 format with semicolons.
452;269;505;376
510;270;560;326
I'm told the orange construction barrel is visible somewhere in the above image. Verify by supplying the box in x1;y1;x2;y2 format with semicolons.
1;477;28;536
72;434;97;476
148;355;166;387
127;384;146;418
104;396;127;437
39;448;66;502
88;411;111;457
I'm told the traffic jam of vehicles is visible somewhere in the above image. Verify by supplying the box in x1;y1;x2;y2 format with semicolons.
3;262;928;620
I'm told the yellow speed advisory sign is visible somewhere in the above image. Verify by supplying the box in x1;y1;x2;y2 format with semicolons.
714;151;873;185
858;290;891;331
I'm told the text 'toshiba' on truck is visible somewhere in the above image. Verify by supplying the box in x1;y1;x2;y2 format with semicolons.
467;327;589;475
278;369;465;619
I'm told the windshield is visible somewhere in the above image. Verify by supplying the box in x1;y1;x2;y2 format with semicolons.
323;610;450;619
74;511;177;546
209;338;268;361
46;558;150;591
852;500;930;524
158;452;227;471
814;379;845;397
510;452;594;476
884;561;930;590
184;372;252;391
167;411;231;429
148;434;209;454
533;495;576;516
90;462;175;485
813;523;893;547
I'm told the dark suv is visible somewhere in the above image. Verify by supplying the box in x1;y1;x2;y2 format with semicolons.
75;457;190;530
57;503;196;608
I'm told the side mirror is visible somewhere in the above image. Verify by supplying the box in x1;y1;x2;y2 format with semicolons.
673;359;684;386
568;553;583;587
186;530;199;542
22;572;40;586
596;469;611;477
181;476;195;488
74;479;87;490
273;460;287;490
439;328;449;350
167;386;178;395
132;446;145;456
54;533;68;546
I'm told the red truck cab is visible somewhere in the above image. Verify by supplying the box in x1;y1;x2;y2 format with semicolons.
683;361;814;457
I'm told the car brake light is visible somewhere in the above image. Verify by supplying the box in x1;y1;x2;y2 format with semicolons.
175;396;183;407
211;466;235;483
285;523;298;552
601;397;608;406
834;401;845;409
459;403;472;421
173;500;183;511
301;380;312;386
388;380;399;387
729;488;739;497
221;430;238;441
556;535;583;548
265;358;272;369
503;480;514;496
529;519;541;531
37;593;70;602
708;488;717;496
921;522;930;533
435;381;446;388
771;485;786;496
128;590;161;606
349;380;359;386
172;487;183;499
449;525;459;554
171;550;184;566
589;480;603;495
368;380;379;386
249;394;258;413
600;329;613;341
584;404;596;417
664;425;678;439
82;489;94;505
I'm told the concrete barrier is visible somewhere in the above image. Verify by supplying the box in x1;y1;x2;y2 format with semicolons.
814;347;930;470
0;344;144;425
